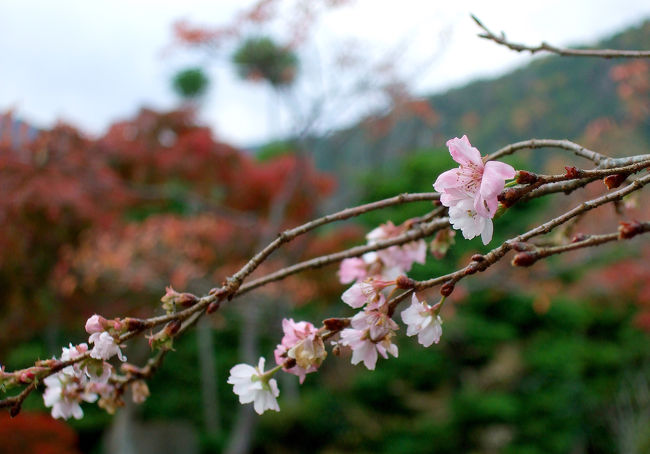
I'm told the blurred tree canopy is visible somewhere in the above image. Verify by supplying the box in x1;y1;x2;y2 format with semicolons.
232;36;298;87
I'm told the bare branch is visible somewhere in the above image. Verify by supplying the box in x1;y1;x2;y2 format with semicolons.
487;139;608;164
513;223;650;264
472;15;650;59
236;217;450;296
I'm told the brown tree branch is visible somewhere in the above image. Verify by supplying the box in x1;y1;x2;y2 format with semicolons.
472;15;650;59
411;172;650;293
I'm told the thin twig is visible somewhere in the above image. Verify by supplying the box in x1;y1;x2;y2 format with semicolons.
236;218;450;296
472;15;650;59
487;139;608;164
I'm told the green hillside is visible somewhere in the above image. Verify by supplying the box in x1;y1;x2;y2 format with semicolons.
306;19;650;205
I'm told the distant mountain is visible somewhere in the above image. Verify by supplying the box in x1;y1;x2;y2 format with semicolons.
306;20;650;206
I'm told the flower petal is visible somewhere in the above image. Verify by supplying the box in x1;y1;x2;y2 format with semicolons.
480;218;494;245
446;135;482;166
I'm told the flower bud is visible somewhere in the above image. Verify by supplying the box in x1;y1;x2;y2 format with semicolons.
497;188;519;208
17;370;35;383
564;166;583;179
512;251;539;267
440;282;455;297
571;233;589;243
111;319;125;332
511;241;534;252
516;170;539;184
323;318;350;332
604;173;627;189
177;293;198;308
396;275;415;289
164;319;182;337
471;254;485;262
85;314;107;334
123;317;145;331
619;220;644;239
207;301;221;314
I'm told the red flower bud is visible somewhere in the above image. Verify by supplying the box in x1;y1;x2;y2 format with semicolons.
497;188;520;208
511;241;533;252
512;251;539;267
604;173;627;189
571;233;589;243
471;254;485;262
516;170;539;184
440;282;455;297
396;275;415;289
323;318;349;332
124;318;145;331
206;301;221;314
18;371;35;383
618;220;644;239
164;319;182;337
177;293;198;307
564;166;583;179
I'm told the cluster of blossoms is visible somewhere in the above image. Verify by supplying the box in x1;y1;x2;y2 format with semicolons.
338;221;427;283
228;135;516;414
227;223;445;412
42;314;147;419
35;135;515;418
434;136;515;244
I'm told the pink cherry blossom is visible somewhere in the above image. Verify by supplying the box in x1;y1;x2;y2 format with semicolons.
341;278;393;309
448;198;494;245
337;258;369;284
434;136;515;217
60;343;88;362
274;319;325;383
89;332;126;362
434;136;515;244
366;222;427;273
339;328;398;370
43;368;98;419
401;294;443;347
43;345;99;420
339;307;399;370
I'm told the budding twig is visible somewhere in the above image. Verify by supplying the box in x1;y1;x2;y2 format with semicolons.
414;172;650;292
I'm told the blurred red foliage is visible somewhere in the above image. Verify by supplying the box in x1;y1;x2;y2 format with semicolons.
0;412;81;454
0;107;351;353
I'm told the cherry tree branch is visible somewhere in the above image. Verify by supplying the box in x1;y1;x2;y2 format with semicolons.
236;217;450;296
223;192;440;293
487;139;608;164
411;172;650;293
509;222;650;266
472;15;650;59
2;142;649;416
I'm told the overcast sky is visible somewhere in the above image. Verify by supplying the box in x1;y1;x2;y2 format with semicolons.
1;0;649;146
